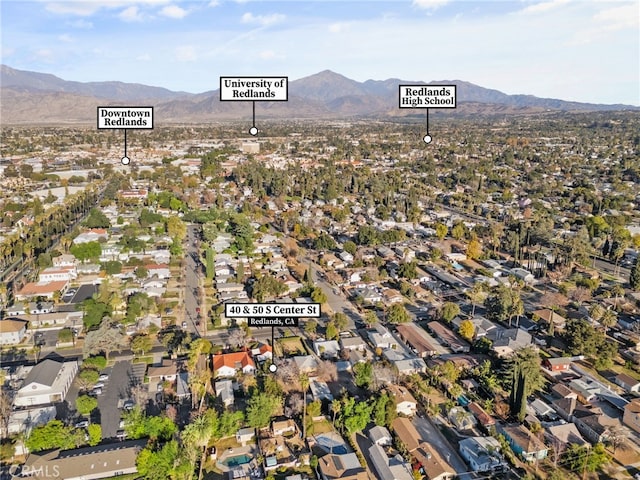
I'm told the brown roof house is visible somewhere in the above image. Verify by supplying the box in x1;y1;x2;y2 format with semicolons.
318;452;368;480
22;439;147;480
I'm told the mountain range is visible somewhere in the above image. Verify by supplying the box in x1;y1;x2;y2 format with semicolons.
1;65;636;125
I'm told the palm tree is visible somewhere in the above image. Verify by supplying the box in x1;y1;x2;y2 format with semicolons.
182;410;215;480
600;309;618;337
300;373;309;440
330;399;341;428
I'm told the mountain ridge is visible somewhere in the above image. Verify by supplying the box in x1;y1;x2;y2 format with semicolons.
1;64;637;125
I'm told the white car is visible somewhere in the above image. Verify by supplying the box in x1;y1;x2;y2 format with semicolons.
98;374;109;382
94;382;105;389
74;419;89;428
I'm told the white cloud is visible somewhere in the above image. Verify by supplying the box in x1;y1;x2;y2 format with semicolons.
58;34;74;42
137;53;152;61
241;12;285;26
33;48;55;62
519;0;570;15
174;45;197;61
593;3;638;31
412;0;451;10
160;5;188;19
328;22;350;33
43;0;171;16
208;0;220;6
67;19;94;29
119;6;144;22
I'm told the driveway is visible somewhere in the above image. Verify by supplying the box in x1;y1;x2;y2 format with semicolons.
412;415;469;474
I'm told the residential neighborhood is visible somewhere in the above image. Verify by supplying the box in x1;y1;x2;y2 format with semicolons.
1;113;640;480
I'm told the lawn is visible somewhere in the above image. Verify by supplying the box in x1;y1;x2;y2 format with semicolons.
276;336;307;357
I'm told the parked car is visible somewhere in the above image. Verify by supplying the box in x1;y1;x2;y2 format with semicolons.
182;321;188;328
94;382;105;389
74;419;89;428
98;373;109;382
116;430;127;440
123;400;135;410
91;387;103;396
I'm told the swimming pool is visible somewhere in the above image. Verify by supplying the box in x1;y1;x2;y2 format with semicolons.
222;454;252;467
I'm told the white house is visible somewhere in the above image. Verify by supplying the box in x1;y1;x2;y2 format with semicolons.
386;384;417;417
0;319;28;345
459;437;506;473
14;359;78;407
215;379;235;407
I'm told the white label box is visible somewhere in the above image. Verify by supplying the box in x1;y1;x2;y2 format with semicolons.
225;302;321;318
97;106;154;129
220;76;288;102
398;84;457;109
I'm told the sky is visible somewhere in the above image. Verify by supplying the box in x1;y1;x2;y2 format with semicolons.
1;0;638;105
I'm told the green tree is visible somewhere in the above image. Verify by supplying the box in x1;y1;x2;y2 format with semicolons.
84;208;110;229
353;362;374;389
343;240;357;256
507;347;545;422
76;394;98;416
136;440;179;479
131;334;153;356
87;424;101;446
70;241;102;263
386;303;410;324
325;320;339;340
435;223;448;240
246;393;280;428
77;368;99;390
25;420;75;452
441;302;460;322
182;409;219;480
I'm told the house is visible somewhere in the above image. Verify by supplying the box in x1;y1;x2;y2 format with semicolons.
490;329;532;358
236;427;255;445
623;398;640;434
144;264;171;279
533;309;567;331
573;407;620;444
387;384;417;417
459;436;506;473
543;357;574;372
0;319;28;345
310;378;334;402
15;280;69;300
272;419;297;436
176;372;190;400
414;442;456;480
368;444;414;480
368;425;393;446
545;423;590;449
314;340;341;359
498;424;548;462
73;228;108;244
38;266;77;282
14;359;78;407
212;351;255;377
7;406;57;435
381;288;404;305
368;324;398;350
293;355;319;374
340;335;367;352
467;402;496;432
427;321;470;353
52;254;77;268
614;373;640;393
147;359;178;382
22;439;147;480
568;378;600;403
251;344;273;363
318;452;368;480
448;407;477;431
215;380;235;407
395;323;447;358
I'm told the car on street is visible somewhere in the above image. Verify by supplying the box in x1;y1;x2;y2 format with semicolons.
74;419;89;428
116;430;127;440
122;400;135;410
98;373;109;382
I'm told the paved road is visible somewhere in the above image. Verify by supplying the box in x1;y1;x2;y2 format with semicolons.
98;360;139;439
301;257;361;330
183;224;203;337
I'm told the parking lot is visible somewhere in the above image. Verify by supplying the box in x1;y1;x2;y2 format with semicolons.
64;284;99;304
97;360;146;440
